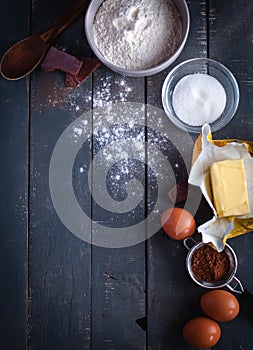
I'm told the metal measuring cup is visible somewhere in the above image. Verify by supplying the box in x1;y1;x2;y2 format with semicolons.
183;237;253;314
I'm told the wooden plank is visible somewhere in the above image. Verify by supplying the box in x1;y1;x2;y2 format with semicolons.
146;1;208;349
90;68;147;349
28;0;93;349
28;102;92;350
209;0;253;140
0;1;30;349
208;0;253;349
0;77;28;350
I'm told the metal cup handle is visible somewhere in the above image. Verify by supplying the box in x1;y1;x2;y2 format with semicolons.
183;237;196;250
227;276;253;319
226;276;244;294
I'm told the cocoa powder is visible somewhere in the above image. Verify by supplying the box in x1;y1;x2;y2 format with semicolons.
191;244;230;283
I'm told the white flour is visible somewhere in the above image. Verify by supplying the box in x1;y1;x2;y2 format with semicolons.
93;0;182;70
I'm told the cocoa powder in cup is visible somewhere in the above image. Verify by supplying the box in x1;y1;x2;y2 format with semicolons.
191;244;230;283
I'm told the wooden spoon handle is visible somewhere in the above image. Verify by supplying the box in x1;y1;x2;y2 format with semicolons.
40;0;91;43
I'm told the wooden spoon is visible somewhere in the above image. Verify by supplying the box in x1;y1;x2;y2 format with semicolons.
0;0;90;80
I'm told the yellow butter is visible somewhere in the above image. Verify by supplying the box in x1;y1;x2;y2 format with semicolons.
210;158;250;217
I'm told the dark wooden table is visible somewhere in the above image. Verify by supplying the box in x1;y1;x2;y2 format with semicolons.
1;0;253;349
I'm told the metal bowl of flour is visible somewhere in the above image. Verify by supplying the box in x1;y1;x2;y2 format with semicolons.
84;0;190;77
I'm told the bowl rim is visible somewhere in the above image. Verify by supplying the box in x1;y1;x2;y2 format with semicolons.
84;0;190;77
162;57;240;133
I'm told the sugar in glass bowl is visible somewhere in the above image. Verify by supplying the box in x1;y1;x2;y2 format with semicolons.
85;0;190;77
162;58;240;133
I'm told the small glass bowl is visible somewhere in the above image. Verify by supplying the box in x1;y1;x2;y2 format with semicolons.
162;58;240;133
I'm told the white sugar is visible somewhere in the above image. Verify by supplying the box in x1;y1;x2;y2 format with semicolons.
172;73;227;126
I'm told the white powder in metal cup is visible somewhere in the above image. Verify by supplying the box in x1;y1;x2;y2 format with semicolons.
93;0;182;70
172;73;227;126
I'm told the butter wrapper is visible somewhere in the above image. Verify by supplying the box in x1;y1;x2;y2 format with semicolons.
189;124;253;252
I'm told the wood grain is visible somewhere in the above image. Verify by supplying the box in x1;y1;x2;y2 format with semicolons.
90;68;146;349
0;0;253;349
28;1;93;349
208;1;253;349
0;1;30;349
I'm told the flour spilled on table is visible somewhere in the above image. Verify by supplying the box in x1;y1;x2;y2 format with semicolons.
42;74;133;113
40;72;192;217
93;76;133;108
49;102;198;246
71;103;192;211
41;74;191;193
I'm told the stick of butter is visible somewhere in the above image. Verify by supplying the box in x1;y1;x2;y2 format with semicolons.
210;158;250;217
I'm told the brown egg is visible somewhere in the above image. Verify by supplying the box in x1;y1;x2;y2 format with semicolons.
200;289;240;322
183;317;221;348
161;207;196;240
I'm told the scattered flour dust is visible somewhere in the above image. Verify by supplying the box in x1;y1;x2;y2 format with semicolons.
43;75;133;112
93;0;182;70
93;75;133;108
